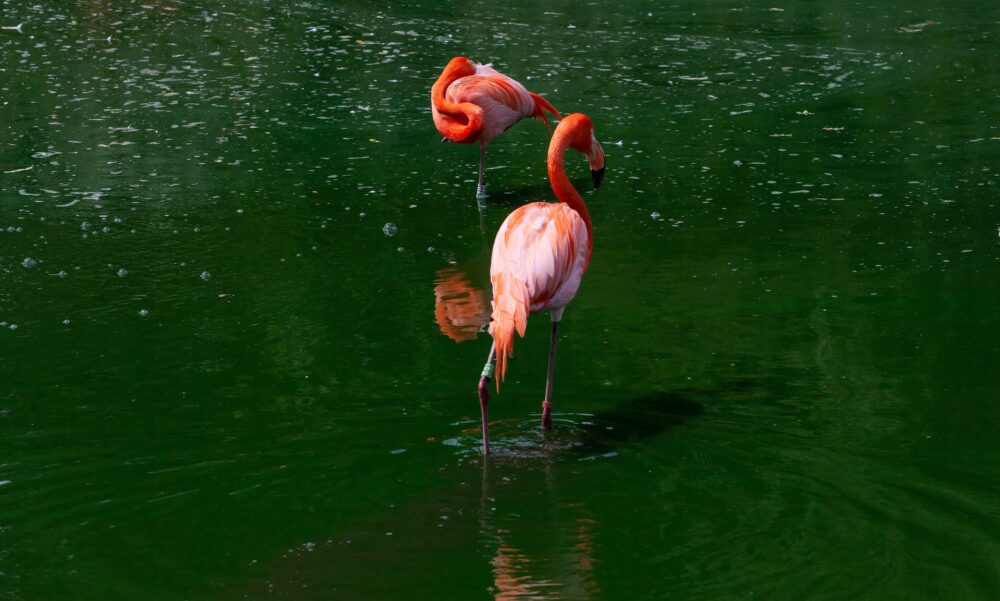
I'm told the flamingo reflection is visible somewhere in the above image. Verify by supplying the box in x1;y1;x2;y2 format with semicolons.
481;461;600;600
434;267;491;342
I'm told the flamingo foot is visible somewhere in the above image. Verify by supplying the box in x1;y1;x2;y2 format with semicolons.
541;400;553;430
478;376;491;455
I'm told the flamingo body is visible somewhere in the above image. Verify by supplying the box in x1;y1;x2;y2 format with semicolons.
434;65;529;143
489;202;589;355
431;56;561;196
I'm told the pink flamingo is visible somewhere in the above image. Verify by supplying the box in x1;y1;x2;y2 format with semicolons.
476;113;606;454
432;56;562;198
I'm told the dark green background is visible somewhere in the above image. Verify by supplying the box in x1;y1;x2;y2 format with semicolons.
1;0;997;599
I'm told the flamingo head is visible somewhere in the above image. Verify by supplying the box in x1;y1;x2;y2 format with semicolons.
444;56;478;78
559;113;606;190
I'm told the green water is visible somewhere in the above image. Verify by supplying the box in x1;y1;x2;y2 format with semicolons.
2;0;998;599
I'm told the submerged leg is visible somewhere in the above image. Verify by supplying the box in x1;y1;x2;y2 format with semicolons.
542;318;560;430
476;142;488;200
478;343;496;455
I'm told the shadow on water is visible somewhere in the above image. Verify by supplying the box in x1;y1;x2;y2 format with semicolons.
221;386;715;599
485;176;597;207
573;389;707;456
460;388;710;462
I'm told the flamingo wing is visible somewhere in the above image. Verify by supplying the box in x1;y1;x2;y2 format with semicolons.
446;69;536;143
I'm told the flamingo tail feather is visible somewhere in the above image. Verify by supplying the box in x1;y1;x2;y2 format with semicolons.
489;273;529;390
530;92;562;131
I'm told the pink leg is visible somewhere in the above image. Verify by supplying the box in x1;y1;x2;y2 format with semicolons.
478;344;496;454
476;142;488;199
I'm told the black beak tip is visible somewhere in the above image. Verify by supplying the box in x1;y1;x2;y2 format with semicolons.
591;166;605;190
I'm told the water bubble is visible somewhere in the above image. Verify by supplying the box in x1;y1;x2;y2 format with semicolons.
81;222;91;230
200;271;211;281
382;222;397;236
650;212;662;221
138;309;149;317
117;268;128;278
57;270;68;278
22;257;37;268
8;324;17;331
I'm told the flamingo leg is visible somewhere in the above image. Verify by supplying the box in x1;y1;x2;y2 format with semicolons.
478;343;497;455
542;318;560;429
477;194;488;238
476;142;488;200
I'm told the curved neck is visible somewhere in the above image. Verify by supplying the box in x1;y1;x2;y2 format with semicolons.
432;69;483;142
547;140;593;247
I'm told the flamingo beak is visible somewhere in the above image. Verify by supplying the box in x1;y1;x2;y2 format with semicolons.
591;166;605;189
588;136;606;189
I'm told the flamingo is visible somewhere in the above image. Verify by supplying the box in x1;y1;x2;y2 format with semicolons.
431;56;562;198
475;113;606;455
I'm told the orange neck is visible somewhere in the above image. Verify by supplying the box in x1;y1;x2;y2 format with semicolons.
432;65;483;143
547;136;593;256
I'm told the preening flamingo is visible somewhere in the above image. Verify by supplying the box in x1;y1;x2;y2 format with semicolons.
431;56;562;198
476;113;606;455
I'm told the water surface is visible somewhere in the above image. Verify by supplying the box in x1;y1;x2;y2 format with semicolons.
1;0;998;599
